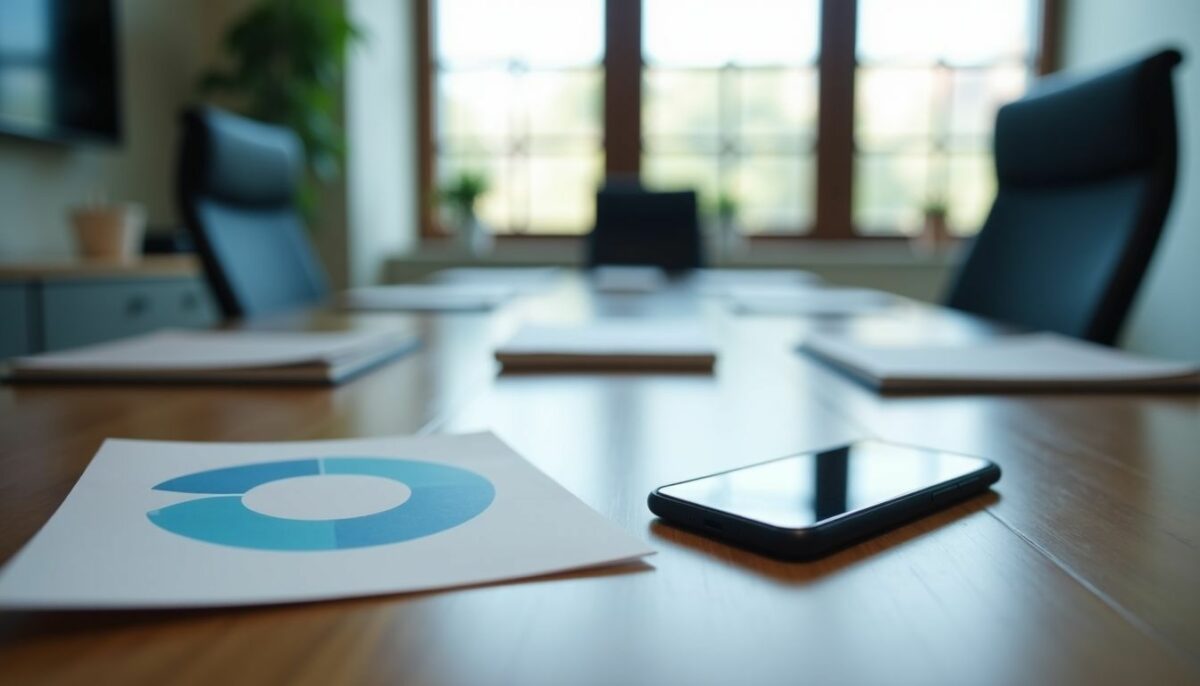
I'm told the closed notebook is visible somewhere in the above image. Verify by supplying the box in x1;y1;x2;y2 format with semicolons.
342;284;513;311
730;287;896;315
801;331;1200;393
495;321;716;372
6;328;418;385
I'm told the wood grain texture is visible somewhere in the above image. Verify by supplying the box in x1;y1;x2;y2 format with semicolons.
1;275;1197;685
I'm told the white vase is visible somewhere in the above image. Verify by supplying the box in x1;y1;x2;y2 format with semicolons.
459;212;493;258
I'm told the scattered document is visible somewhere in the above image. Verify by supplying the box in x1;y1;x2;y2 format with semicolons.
342;284;513;312
729;287;897;316
801;331;1200;393
694;268;822;296
6;328;416;384
432;267;564;295
496;321;717;372
592;265;667;293
0;432;653;609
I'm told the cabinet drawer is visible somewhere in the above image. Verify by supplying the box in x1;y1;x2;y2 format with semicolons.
41;278;217;351
0;283;35;358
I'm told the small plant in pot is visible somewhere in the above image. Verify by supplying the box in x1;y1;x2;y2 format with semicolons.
713;191;742;262
439;171;492;257
915;197;950;255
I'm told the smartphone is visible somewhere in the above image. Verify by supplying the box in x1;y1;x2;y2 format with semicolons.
648;440;1000;560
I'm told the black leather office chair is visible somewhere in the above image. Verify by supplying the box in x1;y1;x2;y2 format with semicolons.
945;49;1182;345
586;184;704;271
178;107;329;319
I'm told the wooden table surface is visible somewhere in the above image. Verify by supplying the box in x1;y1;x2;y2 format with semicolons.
1;274;1197;685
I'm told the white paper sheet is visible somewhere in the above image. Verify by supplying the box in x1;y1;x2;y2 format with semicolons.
0;432;653;609
729;287;896;315
591;266;667;293
802;331;1200;390
431;267;563;295
694;268;822;296
342;284;514;311
12;328;410;371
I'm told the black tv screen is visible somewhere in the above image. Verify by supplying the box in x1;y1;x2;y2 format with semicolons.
0;0;121;144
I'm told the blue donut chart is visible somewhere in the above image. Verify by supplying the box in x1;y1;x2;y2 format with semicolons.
147;458;495;551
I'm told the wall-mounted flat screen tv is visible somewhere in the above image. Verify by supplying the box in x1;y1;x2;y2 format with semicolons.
0;0;121;145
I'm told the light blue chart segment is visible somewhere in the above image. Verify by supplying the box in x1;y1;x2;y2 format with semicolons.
147;457;495;551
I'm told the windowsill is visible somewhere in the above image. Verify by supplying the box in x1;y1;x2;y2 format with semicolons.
390;235;961;268
382;236;961;303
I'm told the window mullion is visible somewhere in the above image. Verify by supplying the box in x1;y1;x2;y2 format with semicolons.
814;0;857;239
605;0;642;177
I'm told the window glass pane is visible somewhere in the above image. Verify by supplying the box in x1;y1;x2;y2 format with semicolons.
854;154;930;235
523;70;603;138
643;136;722;156
946;154;994;235
856;68;935;150
947;66;1027;147
738;69;817;145
643;154;721;207
734;156;814;234
644;0;819;67
858;0;1034;65
437;0;603;67
527;155;603;234
437;69;515;147
643;70;720;139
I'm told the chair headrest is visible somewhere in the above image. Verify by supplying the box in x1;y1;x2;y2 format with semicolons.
181;107;303;206
994;49;1182;186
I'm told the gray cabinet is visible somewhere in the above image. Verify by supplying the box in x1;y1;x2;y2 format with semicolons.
0;283;34;358
41;278;216;350
0;259;218;358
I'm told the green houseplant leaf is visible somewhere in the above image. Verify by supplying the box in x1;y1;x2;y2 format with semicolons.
198;0;362;222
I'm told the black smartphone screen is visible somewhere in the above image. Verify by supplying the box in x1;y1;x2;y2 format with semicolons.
657;441;993;529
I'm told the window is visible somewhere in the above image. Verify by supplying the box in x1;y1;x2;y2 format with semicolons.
421;0;1054;239
434;0;604;234
642;0;820;235
854;0;1038;236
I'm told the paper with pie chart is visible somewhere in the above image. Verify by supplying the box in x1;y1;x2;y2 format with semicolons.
0;432;653;609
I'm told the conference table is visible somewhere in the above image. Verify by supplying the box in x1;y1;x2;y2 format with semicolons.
0;272;1197;685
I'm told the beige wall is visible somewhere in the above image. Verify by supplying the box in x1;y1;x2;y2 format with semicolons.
345;0;420;287
1061;0;1200;361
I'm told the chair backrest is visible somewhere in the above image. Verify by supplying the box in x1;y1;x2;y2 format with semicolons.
586;185;704;271
177;107;329;319
945;49;1181;345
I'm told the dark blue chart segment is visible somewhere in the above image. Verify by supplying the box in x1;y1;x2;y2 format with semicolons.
147;457;495;551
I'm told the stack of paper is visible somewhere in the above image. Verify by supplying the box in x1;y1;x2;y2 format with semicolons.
591;265;667;293
342;284;513;311
0;432;652;609
432;267;563;295
801;331;1200;392
6;328;418;385
729;287;896;316
496;321;717;372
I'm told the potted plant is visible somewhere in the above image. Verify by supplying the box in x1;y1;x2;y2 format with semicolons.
713;191;742;262
916;197;950;255
198;0;361;220
439;171;492;257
